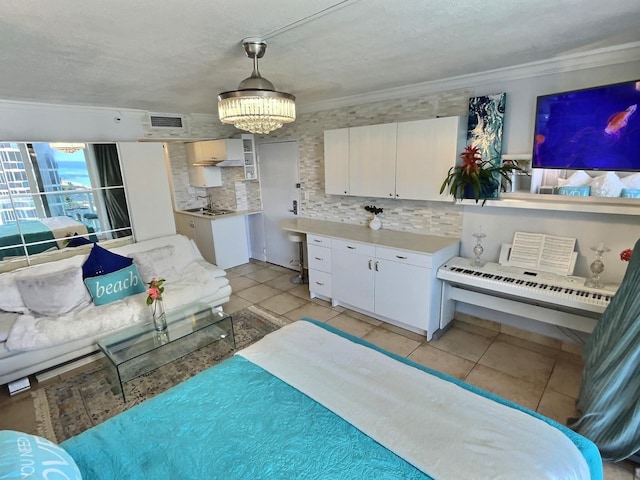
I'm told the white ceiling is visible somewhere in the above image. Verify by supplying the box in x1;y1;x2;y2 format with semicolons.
1;0;639;115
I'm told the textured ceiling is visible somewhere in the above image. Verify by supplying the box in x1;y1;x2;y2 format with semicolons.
1;0;639;115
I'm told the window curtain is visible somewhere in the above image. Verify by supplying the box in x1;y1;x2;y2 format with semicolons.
93;144;130;238
570;237;640;461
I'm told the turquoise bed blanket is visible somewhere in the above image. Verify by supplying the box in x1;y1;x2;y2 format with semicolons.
61;320;602;479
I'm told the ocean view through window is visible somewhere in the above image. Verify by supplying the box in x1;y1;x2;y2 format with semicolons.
0;142;132;263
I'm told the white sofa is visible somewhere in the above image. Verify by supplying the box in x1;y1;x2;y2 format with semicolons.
0;234;232;386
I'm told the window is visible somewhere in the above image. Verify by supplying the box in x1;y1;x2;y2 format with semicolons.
0;142;132;262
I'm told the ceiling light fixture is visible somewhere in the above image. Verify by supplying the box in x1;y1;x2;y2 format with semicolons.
217;38;296;135
49;143;86;154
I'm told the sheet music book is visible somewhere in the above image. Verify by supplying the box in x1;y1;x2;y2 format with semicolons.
507;232;577;275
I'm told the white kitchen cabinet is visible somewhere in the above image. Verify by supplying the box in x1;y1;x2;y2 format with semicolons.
324;128;350;195
174;213;249;269
323;116;464;200
307;234;333;300
331;239;376;312
349;123;397;198
395;116;466;201
241;134;259;181
186;139;244;164
187;165;222;187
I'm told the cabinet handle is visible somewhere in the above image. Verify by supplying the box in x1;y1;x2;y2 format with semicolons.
368;259;372;270
189;220;195;228
396;255;408;259
389;193;393;197
314;239;322;243
315;282;325;286
347;245;356;249
375;261;379;271
314;257;323;260
344;190;347;194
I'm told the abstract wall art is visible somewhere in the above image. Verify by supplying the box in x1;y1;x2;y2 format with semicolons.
466;93;506;167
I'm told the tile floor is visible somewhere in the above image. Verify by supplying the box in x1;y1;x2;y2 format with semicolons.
0;259;637;479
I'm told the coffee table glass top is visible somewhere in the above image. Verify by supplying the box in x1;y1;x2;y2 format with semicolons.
98;303;234;400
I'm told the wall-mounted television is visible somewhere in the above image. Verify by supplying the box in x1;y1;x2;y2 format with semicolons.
532;79;640;171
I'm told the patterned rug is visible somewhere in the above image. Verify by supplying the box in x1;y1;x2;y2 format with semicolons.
32;305;289;443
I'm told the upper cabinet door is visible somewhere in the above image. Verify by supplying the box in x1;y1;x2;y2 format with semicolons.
396;116;465;201
324;128;350;195
349;123;397;198
186;139;244;163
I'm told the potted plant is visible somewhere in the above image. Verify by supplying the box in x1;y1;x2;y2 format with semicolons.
364;205;383;230
440;145;525;205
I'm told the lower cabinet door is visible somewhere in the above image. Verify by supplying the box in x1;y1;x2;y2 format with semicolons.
374;258;431;330
309;269;332;298
331;248;375;312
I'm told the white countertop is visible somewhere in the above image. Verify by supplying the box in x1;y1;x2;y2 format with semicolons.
281;218;460;255
176;209;261;220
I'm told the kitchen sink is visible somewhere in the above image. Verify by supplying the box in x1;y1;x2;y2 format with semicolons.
183;207;234;216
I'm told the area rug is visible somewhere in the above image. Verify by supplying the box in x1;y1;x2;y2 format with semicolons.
32;305;289;443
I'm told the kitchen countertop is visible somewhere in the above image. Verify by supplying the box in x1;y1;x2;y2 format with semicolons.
280;217;460;255
176;209;262;220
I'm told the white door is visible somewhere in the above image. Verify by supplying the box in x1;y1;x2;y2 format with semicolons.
258;141;300;268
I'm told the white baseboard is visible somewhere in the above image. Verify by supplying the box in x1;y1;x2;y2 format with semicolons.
35;352;104;383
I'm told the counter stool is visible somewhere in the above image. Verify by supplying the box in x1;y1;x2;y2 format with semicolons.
288;232;307;284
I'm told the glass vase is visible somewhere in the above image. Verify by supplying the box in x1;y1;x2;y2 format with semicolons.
369;215;381;230
151;299;167;332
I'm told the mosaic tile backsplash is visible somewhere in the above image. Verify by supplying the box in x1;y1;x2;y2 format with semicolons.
155;88;472;239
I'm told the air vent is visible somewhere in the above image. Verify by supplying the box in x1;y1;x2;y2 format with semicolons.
149;114;185;129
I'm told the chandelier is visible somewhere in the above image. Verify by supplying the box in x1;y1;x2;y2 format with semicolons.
49;143;86;154
218;38;295;135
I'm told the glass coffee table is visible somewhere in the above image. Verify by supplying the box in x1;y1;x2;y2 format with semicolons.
98;303;234;401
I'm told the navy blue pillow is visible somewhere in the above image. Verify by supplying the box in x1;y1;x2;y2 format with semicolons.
67;235;95;248
82;244;133;279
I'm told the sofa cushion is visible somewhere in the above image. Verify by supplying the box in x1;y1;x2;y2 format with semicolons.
84;264;146;306
128;245;180;283
556;170;592;187
0;430;82;480
0;275;29;314
82;244;133;279
621;173;640;189
0;311;19;343
16;267;90;316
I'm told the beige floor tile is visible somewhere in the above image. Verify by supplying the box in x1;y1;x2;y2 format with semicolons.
464;364;544;411
429;326;493;362
268;264;293;273
311;297;346;312
454;314;501;334
343;309;384;327
0;391;37;434
362;328;421;357
264;273;299;291
229;276;259;292
478;340;555;385
227;262;266;276
496;332;560;359
500;324;562;350
537;389;580;426
222;294;252;313
407;344;475;380
561;341;584;357
547;358;583;398
379;323;425;343
557;350;584;366
288;284;312;299
245;267;284;283
326;313;377;338
284;302;341;322
452;319;500;339
258;292;309;316
235;284;281;304
603;462;634;480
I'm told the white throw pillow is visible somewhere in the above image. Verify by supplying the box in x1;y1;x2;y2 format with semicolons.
15;267;91;316
562;170;592;187
589;172;625;197
620;173;640;189
0;274;29;314
128;245;180;283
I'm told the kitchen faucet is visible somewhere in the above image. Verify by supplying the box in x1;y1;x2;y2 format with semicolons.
197;194;212;210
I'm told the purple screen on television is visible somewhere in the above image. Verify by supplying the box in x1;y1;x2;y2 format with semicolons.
532;79;640;171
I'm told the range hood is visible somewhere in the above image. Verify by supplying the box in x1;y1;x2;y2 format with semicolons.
192;159;244;167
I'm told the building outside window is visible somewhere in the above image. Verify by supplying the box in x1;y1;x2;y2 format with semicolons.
0;142;132;262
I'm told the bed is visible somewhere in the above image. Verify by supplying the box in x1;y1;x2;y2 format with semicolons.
60;319;602;480
0;216;97;259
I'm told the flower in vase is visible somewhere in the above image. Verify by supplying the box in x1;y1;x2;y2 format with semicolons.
146;278;165;305
364;205;383;216
620;248;633;262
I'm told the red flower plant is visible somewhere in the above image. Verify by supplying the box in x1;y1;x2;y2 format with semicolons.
620;248;633;262
146;278;165;305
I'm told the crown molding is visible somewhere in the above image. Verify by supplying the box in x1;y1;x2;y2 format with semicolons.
298;42;640;114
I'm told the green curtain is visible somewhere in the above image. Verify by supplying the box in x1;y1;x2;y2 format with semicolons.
93;144;131;238
571;237;640;461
